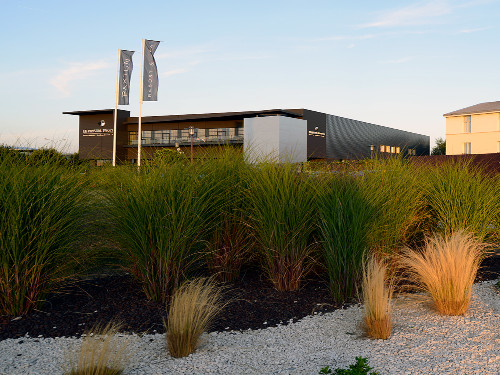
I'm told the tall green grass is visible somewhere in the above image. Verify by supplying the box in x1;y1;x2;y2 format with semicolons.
244;162;317;291
198;149;252;282
105;162;226;303
423;161;500;243
360;157;425;255
0;154;89;315
317;175;374;302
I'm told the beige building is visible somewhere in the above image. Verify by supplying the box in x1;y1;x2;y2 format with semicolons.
444;101;500;155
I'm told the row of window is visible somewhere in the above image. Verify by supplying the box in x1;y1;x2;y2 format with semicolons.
128;128;244;146
380;145;400;154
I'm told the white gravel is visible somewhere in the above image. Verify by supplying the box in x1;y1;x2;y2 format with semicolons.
1;280;498;375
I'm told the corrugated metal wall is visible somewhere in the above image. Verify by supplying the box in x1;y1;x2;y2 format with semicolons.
325;114;430;160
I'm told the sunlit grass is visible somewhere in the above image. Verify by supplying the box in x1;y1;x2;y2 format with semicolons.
401;231;486;315
64;322;129;375
362;255;393;339
166;277;226;358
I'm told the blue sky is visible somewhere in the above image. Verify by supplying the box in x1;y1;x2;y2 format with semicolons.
1;0;499;152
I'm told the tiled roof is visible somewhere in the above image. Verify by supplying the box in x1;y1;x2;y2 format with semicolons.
444;101;500;116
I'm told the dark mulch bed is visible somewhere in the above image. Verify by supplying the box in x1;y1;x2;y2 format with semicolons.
0;254;498;341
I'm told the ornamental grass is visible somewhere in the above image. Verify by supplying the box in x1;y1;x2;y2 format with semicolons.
423;160;500;243
317;175;373;303
105;162;226;304
201;149;252;282
401;230;486;315
64;322;129;375
244;162;317;291
0;153;89;315
166;277;226;358
359;157;425;255
362;255;393;340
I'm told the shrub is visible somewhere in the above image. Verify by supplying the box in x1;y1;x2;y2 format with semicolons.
0;161;89;315
423;161;500;243
317;175;373;302
64;322;129;375
362;256;393;340
166;277;226;358
154;148;186;165
105;163;225;304
401;231;486;315
319;357;380;374
244;162;317;291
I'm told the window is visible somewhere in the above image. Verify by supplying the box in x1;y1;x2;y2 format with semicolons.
129;131;138;145
391;146;396;153
497;142;500;153
396;147;400;154
464;116;471;133
380;145;386;153
463;142;471;154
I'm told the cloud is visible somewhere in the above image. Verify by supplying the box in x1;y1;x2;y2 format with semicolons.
458;26;491;33
50;61;109;96
314;34;377;42
379;57;414;64
162;68;188;78
361;0;452;28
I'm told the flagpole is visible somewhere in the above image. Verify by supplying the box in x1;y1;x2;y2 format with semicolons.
138;39;145;169
112;49;120;167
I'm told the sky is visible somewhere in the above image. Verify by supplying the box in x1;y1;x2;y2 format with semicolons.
1;0;499;153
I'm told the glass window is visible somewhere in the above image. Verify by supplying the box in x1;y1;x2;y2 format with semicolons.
380;145;385;153
463;142;471;154
396;147;400;154
129;131;138;145
464;116;471;133
391;146;395;153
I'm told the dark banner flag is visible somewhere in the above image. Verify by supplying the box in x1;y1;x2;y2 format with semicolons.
118;50;134;105
143;40;160;101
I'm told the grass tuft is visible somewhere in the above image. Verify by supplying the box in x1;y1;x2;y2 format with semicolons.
401;230;486;315
362;255;393;340
64;322;129;375
245;162;317;291
317;175;373;302
166;277;226;358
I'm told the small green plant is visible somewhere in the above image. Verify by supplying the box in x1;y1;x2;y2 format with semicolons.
64;322;129;375
319;357;380;375
165;277;226;358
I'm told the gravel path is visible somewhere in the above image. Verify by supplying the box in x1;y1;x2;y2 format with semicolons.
1;280;498;375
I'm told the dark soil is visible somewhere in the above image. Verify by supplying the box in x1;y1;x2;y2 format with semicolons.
0;254;498;341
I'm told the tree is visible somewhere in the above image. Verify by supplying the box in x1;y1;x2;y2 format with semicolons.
431;137;446;155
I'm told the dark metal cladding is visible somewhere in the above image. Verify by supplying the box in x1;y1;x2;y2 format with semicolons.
325;114;430;159
302;109;327;159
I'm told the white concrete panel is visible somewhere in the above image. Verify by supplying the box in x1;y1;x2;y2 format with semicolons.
243;116;307;163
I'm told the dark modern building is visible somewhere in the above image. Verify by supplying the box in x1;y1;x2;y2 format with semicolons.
64;108;430;163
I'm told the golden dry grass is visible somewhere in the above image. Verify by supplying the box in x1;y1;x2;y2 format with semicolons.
166;277;226;358
401;230;486;315
362;256;393;339
64;322;129;375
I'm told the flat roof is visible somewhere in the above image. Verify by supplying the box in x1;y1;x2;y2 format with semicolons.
63;109;129;116
443;101;500;116
124;108;304;124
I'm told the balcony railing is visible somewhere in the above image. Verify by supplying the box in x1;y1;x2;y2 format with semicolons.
128;135;244;146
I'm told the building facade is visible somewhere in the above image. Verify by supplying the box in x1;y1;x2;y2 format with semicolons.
64;108;430;163
444;101;500;155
